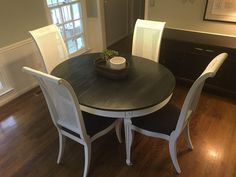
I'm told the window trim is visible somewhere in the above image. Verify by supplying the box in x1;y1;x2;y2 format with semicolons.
0;70;13;97
43;0;89;56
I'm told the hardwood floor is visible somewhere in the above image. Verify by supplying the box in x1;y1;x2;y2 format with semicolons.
0;84;236;177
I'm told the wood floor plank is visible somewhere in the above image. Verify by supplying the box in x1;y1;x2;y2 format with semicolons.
0;85;236;177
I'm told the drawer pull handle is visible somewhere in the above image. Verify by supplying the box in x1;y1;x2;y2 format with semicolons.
205;49;215;53
194;47;204;51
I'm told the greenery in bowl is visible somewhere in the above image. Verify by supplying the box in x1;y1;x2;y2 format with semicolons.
101;49;119;61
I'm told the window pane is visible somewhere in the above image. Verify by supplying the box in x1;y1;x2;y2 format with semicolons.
0;81;3;90
0;71;11;96
58;0;65;3
72;3;81;19
76;36;84;49
58;0;76;3
74;20;82;35
46;0;87;54
47;0;58;6
51;8;62;24
62;5;72;22
58;25;65;38
64;22;74;38
47;0;52;5
67;39;77;53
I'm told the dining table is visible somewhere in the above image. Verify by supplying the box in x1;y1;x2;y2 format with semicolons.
51;52;175;164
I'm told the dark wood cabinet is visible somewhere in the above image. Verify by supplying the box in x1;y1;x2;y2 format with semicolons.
159;28;236;98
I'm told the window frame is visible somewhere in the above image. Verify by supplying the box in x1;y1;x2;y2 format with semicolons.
0;69;13;97
43;0;89;57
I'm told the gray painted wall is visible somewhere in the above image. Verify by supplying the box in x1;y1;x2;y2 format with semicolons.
2;0;236;48
148;0;236;36
0;0;48;48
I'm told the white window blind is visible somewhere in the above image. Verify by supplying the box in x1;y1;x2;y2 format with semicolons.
45;0;87;54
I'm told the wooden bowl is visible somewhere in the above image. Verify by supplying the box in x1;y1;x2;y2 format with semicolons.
94;58;129;80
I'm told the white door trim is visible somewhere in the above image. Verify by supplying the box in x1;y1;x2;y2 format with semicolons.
97;0;107;49
144;0;149;19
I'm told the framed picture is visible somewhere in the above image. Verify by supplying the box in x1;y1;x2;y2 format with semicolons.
204;0;236;23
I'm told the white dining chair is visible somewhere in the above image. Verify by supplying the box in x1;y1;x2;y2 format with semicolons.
29;24;69;74
126;53;228;173
132;19;166;63
22;66;122;177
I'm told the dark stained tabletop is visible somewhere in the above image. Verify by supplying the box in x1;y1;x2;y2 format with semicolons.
51;53;175;112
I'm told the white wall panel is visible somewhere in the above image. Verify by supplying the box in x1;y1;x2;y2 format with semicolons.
0;39;44;107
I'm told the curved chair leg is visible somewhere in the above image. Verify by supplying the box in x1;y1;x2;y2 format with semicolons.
183;123;194;150
115;119;123;143
57;131;66;164
124;118;133;165
169;138;181;173
83;142;91;177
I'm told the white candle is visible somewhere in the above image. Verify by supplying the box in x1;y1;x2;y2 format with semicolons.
109;57;126;70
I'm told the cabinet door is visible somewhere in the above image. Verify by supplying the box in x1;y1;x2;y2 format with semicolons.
160;49;184;77
183;44;217;80
160;40;213;81
207;54;236;95
160;38;236;97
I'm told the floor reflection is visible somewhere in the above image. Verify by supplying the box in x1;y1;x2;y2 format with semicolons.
0;116;17;130
205;145;222;161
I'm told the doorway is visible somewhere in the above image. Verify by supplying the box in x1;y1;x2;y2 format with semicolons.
104;0;145;47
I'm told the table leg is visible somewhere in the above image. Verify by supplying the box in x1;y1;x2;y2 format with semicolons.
124;118;133;165
115;118;123;143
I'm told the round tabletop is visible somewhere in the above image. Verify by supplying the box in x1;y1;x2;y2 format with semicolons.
52;53;175;114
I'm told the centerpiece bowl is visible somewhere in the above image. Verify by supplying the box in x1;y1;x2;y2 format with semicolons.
94;56;129;80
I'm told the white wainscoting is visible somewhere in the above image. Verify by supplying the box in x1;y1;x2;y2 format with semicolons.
0;38;44;107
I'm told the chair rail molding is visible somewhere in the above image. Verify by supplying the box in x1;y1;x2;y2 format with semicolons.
0;38;33;54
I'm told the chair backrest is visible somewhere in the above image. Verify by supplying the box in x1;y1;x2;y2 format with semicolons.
22;66;88;140
175;53;228;136
29;24;69;74
132;19;166;62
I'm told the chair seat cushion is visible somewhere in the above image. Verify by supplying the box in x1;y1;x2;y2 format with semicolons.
82;112;116;137
131;104;180;135
61;112;116;138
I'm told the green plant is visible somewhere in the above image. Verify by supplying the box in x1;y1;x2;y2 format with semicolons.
101;49;119;61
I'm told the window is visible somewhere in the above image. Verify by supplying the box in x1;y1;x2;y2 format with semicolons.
45;0;88;54
0;71;13;96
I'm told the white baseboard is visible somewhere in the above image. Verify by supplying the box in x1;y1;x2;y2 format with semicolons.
0;83;38;107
